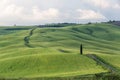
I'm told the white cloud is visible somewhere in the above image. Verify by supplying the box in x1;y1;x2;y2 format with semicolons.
0;4;24;17
85;0;120;9
0;0;10;7
31;7;59;21
113;4;120;9
0;1;60;25
86;0;110;8
77;9;106;20
0;0;119;25
18;7;60;22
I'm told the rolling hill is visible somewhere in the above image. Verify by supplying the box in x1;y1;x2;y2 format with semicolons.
0;23;120;79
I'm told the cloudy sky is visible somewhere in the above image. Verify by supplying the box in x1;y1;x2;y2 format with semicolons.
0;0;120;25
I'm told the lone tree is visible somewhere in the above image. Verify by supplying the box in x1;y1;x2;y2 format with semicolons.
80;44;83;55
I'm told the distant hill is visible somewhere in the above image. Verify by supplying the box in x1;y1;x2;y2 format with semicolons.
108;21;120;26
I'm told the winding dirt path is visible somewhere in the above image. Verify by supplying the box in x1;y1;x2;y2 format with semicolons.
24;28;36;47
86;54;117;73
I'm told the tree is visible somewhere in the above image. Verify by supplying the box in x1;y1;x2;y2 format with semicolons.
80;44;83;55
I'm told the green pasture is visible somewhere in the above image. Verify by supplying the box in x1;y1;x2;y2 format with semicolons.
0;23;120;78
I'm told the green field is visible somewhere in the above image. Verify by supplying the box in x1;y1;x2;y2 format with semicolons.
0;23;120;79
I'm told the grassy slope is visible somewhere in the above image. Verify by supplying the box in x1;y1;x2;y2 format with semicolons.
30;23;120;54
0;23;120;78
30;23;120;73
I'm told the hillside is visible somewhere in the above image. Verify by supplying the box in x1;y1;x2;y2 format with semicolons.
0;23;120;79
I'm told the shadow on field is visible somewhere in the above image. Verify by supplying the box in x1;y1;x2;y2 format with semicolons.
58;49;71;53
5;28;30;31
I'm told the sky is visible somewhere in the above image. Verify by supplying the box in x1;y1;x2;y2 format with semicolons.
0;0;120;25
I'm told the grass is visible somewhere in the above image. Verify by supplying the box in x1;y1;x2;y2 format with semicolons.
0;54;106;78
0;23;120;79
97;54;120;73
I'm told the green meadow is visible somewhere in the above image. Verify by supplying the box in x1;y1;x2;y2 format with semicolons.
0;23;120;79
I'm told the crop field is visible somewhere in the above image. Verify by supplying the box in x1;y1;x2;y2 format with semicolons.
0;23;120;79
